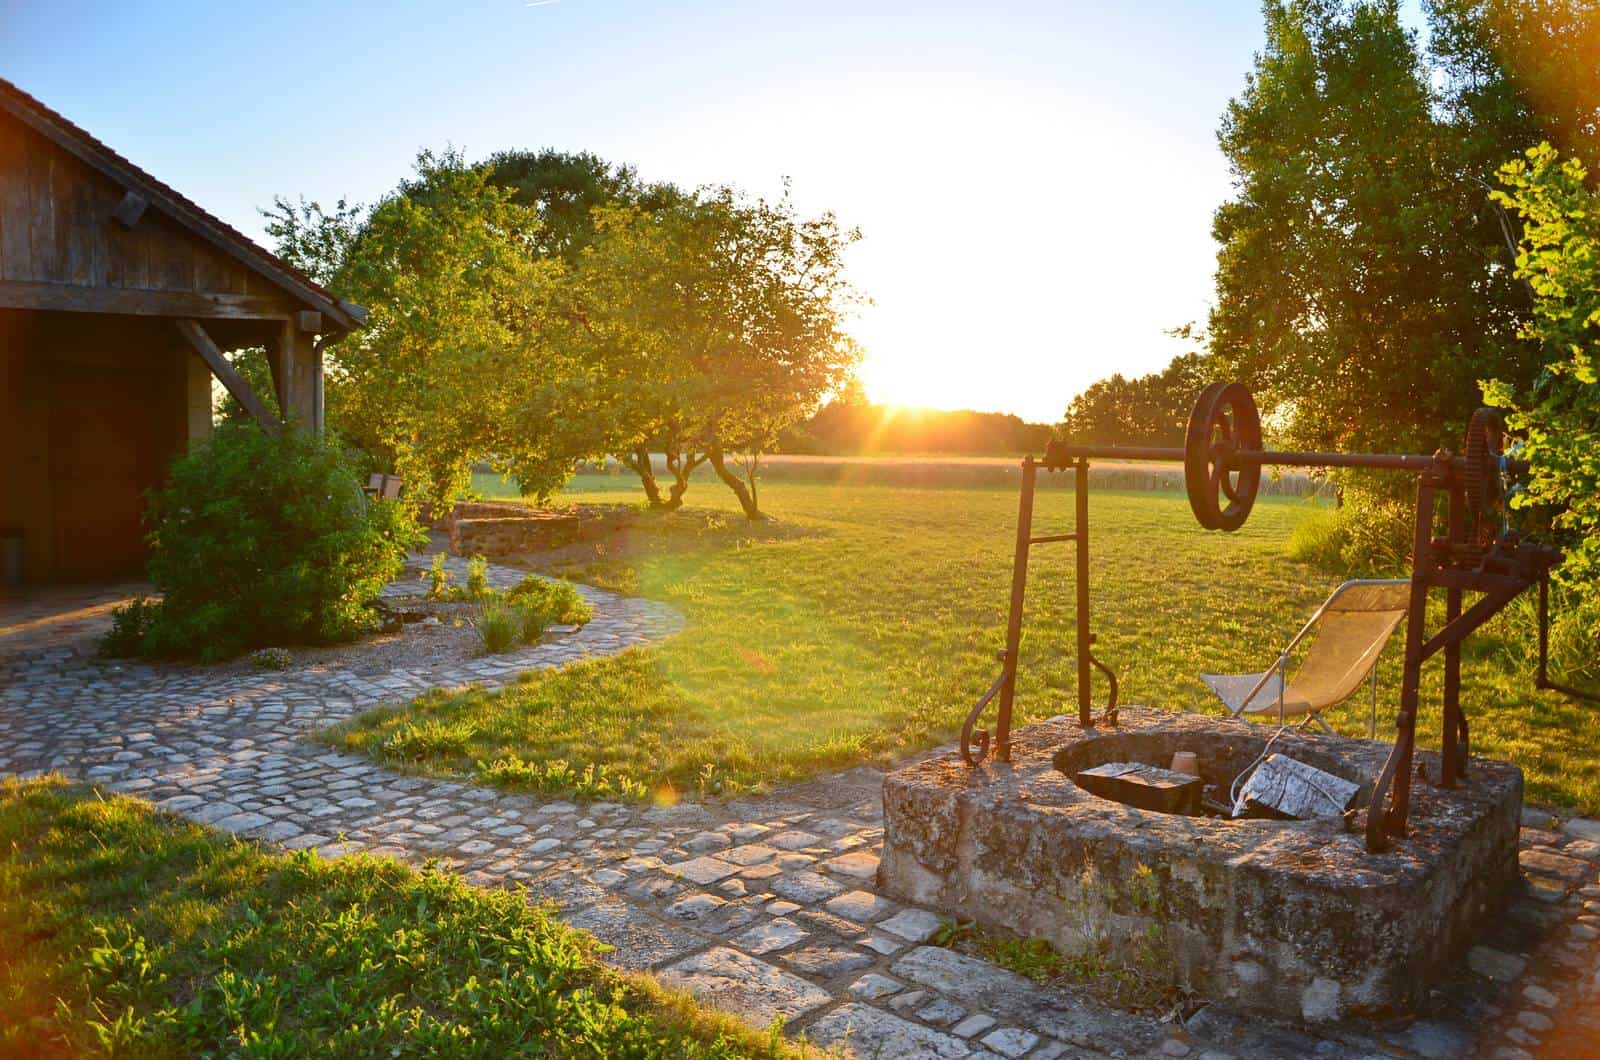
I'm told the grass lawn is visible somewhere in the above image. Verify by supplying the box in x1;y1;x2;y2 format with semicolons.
336;476;1600;813
0;777;789;1058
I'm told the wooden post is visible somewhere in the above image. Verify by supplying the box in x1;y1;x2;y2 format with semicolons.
271;318;318;430
174;319;279;434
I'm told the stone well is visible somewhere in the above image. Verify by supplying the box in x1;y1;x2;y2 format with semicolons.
877;708;1522;1024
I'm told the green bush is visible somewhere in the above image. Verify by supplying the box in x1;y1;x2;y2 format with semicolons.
1485;144;1600;679
104;425;424;662
1286;493;1412;576
101;597;159;658
506;574;595;626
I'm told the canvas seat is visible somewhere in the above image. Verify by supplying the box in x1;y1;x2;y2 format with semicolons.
1202;579;1410;736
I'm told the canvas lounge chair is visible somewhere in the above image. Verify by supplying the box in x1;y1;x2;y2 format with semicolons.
1202;578;1410;736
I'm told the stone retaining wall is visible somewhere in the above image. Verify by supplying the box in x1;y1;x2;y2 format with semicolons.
446;503;636;557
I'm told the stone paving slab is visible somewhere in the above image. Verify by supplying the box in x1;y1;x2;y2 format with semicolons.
5;552;1600;1058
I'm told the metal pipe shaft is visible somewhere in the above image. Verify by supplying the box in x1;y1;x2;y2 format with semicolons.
1046;444;1528;476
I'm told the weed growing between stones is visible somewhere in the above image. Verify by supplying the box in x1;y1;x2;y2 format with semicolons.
424;552;451;598
475;757;651;801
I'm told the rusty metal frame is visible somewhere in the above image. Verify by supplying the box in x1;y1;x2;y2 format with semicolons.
961;384;1575;854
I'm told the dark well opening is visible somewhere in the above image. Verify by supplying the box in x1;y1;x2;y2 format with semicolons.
1051;729;1373;818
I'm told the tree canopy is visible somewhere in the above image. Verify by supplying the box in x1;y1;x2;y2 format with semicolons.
1208;0;1539;461
555;187;863;517
265;151;862;517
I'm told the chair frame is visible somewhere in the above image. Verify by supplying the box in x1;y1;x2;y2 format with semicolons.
1224;578;1410;737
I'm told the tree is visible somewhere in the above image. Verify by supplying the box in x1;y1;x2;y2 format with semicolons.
1483;144;1600;678
482;149;683;264
560;188;863;517
1429;0;1600;174
266;150;565;512
1208;0;1538;467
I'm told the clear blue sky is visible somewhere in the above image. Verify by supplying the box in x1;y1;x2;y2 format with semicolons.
0;1;1419;421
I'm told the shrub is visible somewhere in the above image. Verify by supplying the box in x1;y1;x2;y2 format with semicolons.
102;425;425;662
101;598;158;658
475;602;519;654
1485;143;1600;678
249;647;292;671
1286;493;1412;576
506;575;595;626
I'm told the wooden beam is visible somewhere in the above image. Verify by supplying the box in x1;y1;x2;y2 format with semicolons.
174;318;280;435
295;309;322;333
0;279;297;320
111;190;147;228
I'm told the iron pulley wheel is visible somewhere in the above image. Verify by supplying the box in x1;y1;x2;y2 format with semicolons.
1184;382;1263;532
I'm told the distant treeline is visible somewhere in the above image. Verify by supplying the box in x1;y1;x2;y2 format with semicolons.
1057;353;1209;448
779;403;1053;455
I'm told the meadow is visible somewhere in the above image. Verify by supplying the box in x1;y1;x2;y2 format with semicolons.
336;474;1600;814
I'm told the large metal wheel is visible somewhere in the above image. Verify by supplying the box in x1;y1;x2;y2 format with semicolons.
1184;382;1263;532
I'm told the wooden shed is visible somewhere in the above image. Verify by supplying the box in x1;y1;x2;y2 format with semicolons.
0;77;362;583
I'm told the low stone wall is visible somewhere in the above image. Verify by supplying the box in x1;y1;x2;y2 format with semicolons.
446;503;636;557
877;709;1522;1024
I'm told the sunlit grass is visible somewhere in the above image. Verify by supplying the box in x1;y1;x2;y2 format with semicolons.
338;479;1600;812
0;777;794;1057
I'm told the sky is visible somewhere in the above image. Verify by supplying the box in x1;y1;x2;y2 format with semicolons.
4;0;1306;421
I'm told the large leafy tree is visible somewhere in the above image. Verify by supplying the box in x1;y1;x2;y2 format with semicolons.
1429;0;1600;174
559;188;863;517
1208;0;1539;464
482;149;683;264
266;151;565;511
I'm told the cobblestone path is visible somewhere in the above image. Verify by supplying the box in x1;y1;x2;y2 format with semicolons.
3;556;1600;1058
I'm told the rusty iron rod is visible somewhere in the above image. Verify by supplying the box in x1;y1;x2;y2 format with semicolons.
1075;459;1092;727
1047;443;1528;476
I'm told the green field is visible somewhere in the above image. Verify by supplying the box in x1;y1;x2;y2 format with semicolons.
338;476;1600;813
0;778;787;1058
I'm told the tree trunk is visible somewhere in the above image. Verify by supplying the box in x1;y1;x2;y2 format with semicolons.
708;445;763;520
622;447;667;508
664;451;704;510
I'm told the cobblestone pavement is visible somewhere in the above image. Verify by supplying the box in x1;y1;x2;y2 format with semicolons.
4;555;1600;1058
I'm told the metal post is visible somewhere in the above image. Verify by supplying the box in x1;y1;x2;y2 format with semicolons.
1393;480;1437;834
1442;484;1465;787
996;458;1039;760
1075;458;1092;727
1369;661;1378;740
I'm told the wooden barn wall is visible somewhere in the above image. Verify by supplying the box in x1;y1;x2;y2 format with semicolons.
0;110;260;297
0;309;210;582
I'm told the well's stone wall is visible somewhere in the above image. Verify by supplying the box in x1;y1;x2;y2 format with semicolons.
877;708;1522;1024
